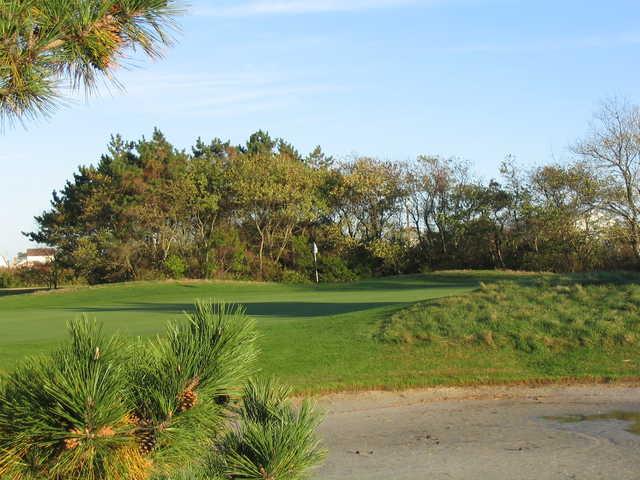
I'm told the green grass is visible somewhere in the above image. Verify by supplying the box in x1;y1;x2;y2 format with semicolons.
378;271;640;381
1;271;639;394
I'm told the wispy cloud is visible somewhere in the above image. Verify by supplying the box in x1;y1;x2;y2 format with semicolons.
86;70;346;118
0;153;27;162
436;32;640;55
195;0;433;16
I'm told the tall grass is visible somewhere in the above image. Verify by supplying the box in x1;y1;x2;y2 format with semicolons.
378;273;640;353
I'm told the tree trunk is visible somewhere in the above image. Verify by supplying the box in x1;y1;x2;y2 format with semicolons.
258;236;265;279
630;221;640;263
494;235;505;269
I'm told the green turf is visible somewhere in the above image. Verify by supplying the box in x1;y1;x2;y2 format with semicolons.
1;271;638;394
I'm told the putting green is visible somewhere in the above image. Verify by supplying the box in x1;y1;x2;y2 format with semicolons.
0;274;478;381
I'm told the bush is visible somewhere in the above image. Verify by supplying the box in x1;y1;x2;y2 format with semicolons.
14;265;52;287
207;227;252;279
318;255;358;283
0;269;14;288
0;301;324;480
280;269;312;284
164;254;188;279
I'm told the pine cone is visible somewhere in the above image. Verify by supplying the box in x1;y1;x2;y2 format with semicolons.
259;465;274;480
177;377;200;412
178;389;198;412
138;429;157;455
63;428;83;450
127;413;142;425
63;437;80;450
97;426;116;438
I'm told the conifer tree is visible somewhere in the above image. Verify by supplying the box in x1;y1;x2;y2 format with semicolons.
0;0;182;125
0;301;325;480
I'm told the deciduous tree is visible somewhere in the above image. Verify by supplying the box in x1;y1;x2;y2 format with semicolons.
574;98;640;263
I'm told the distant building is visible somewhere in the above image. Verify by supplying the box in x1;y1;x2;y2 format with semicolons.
14;248;56;267
0;256;9;269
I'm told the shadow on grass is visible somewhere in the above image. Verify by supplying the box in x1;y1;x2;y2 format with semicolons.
312;277;471;293
0;288;48;297
64;301;408;318
315;272;545;292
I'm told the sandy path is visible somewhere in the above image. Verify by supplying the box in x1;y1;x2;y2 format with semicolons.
312;384;640;479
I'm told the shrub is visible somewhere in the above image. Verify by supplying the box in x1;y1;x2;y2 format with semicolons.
14;265;52;287
0;270;14;288
207;227;251;279
317;255;358;283
0;301;324;480
283;234;359;283
0;321;136;480
280;269;312;284
164;255;188;279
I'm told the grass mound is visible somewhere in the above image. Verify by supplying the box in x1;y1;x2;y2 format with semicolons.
378;272;640;353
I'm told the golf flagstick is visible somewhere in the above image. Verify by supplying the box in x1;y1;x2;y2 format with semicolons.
312;242;319;284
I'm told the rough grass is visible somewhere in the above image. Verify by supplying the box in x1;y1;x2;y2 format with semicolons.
378;272;640;353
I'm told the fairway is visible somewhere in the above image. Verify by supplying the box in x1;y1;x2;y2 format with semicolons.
2;271;639;394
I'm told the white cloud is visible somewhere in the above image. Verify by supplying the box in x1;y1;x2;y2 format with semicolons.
195;0;432;16
436;32;640;55
86;69;346;117
0;153;26;163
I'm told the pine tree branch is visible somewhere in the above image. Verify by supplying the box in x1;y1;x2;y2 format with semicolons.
0;0;184;126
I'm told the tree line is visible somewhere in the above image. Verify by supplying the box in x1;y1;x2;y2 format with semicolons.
26;99;640;284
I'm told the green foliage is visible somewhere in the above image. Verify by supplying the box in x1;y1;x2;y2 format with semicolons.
0;300;306;480
230;134;323;278
125;301;258;478
0;0;182;125
135;301;257;412
0;270;13;288
286;235;356;283
205;226;251;279
164;255;187;279
0;319;136;480
26;124;640;287
211;378;325;480
378;273;640;353
279;269;312;284
316;255;357;283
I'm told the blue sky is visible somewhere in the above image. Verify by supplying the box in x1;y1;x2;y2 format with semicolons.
2;0;640;258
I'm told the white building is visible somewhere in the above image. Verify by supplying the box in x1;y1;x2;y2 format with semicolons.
0;256;9;269
14;248;56;267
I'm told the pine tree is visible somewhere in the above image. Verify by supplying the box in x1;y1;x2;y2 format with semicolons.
211;378;326;480
0;0;182;125
0;301;324;480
